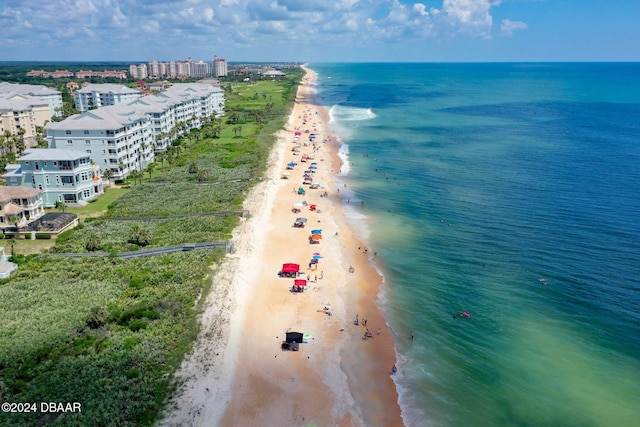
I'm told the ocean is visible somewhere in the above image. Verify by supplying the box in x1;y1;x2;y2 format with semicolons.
310;63;640;427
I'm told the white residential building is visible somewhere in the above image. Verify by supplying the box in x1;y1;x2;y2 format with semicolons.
213;56;228;77
0;82;63;117
74;84;143;113
44;83;224;178
129;63;148;79
46;105;155;181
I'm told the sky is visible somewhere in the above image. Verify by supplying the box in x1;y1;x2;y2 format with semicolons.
1;0;639;63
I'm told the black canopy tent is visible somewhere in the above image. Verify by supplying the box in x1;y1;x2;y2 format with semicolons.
281;331;304;351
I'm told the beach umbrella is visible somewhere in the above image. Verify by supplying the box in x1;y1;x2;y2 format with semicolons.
293;202;305;208
295;217;308;223
311;229;322;234
312;255;322;259
310;234;322;240
295;131;302;136
313;252;321;256
287;162;296;167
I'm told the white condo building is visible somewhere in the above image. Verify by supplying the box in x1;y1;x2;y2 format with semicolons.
0;82;63;118
46;83;224;180
74;84;143;113
129;64;148;79
46;105;155;181
213;56;228;77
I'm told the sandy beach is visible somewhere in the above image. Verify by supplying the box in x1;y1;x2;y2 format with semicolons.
160;67;403;427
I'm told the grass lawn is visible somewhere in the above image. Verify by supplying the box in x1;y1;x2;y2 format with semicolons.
65;187;129;219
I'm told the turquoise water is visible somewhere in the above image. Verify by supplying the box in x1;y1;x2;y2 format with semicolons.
311;63;640;427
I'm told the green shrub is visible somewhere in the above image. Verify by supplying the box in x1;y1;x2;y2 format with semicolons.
35;233;52;239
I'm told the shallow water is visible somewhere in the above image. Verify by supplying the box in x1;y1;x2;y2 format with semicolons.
313;63;640;427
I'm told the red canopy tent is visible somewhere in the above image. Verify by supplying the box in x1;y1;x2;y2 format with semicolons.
292;279;307;293
282;263;300;273
279;263;300;278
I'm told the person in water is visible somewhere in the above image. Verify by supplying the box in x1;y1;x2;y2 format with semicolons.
391;364;397;374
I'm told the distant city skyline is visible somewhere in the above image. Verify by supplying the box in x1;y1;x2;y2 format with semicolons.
1;0;639;63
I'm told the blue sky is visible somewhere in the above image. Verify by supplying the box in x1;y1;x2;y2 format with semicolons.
1;0;638;63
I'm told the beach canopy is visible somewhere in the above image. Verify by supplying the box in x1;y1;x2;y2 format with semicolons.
312;255;322;259
287;162;296;167
285;331;304;343
295;131;302;136
295;217;308;223
282;263;300;273
294;279;307;287
293;202;305;208
310;234;322;240
311;229;322;234
313;252;321;255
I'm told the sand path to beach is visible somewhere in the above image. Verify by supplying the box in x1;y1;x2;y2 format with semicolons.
159;68;403;427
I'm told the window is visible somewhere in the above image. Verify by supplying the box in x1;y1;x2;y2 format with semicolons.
45;176;50;185
38;184;43;190
66;130;72;135
87;149;92;154
53;161;57;166
84;130;90;135
67;140;73;145
85;140;90;145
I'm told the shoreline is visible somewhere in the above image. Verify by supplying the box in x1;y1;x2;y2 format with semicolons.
160;66;403;427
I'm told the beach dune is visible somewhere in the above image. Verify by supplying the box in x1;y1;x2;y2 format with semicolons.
160;67;403;427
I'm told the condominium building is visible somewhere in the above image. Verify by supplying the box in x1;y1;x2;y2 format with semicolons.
4;149;103;207
74;84;143;113
213;56;228;77
0;82;63;118
0;93;51;147
45;83;224;179
129;64;148;79
46;105;155;181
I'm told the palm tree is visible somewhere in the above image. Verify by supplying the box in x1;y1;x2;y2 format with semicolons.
139;142;148;171
128;224;152;247
102;169;114;187
85;234;102;252
146;163;156;180
128;170;143;185
54;200;67;213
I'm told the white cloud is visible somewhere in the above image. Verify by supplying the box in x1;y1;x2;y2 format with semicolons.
203;7;214;22
501;19;527;36
441;0;494;37
0;0;521;59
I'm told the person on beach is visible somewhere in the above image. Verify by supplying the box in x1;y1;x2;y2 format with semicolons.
391;364;397;374
377;328;381;335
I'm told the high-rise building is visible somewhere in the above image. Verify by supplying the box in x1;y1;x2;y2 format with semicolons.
213;56;228;77
129;64;148;79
